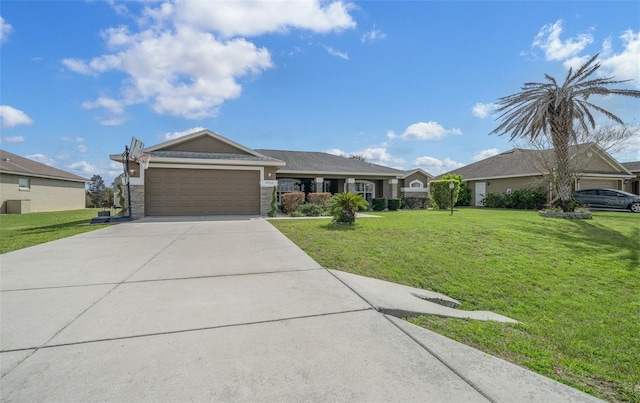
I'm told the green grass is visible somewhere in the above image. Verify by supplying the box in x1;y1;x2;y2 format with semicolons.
0;209;109;254
269;209;640;403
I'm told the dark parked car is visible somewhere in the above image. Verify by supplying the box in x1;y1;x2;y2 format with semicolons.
572;188;640;213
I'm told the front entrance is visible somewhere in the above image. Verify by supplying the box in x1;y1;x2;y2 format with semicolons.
475;182;486;207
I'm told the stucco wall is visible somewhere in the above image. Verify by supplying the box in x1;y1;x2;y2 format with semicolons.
0;173;86;213
468;176;547;206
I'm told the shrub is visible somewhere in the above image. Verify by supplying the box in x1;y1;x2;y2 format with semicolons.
307;192;332;208
387;199;401;211
372;197;387;211
482;188;547;210
328;192;369;225
268;186;278;217
403;197;427;209
281;192;305;213
298;203;325;217
442;174;471;206
429;180;459;210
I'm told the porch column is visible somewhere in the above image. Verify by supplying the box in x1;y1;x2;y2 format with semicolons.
315;177;324;193
346;178;355;193
389;179;398;199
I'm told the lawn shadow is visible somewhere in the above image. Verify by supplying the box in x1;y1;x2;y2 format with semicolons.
524;218;638;271
4;219;99;236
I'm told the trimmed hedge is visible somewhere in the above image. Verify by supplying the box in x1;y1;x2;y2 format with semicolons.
429;180;459;210
268;186;278;217
372;197;387;211
298;203;325;217
281;192;305;213
307;192;332;208
482;188;547;210
403;197;428;209
387;199;401;211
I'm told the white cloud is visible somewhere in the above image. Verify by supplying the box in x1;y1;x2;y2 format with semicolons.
326;148;346;156
386;130;397;140
78;144;88;153
361;27;387;43
600;30;640;87
532;20;594;61
472;103;496;119
401;121;462;140
412;155;465;175
61;136;85;142
67;161;99;176
324;45;349;60
82;97;126;115
27;153;56;167
472;148;500;161
62;1;357;123
163;127;206;141
173;1;356;38
0;105;34;128
355;147;405;167
1;135;24;143
0;16;13;44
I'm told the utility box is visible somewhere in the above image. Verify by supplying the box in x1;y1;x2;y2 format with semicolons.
6;199;31;214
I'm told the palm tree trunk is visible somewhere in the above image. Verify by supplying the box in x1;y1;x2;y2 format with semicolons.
553;139;573;211
550;109;573;211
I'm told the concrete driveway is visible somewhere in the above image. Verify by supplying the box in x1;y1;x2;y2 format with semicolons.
1;216;601;402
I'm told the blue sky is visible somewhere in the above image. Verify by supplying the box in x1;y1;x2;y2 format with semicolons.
1;1;639;183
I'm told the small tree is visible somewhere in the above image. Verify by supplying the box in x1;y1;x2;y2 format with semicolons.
441;174;471;206
87;174;107;208
328;192;369;225
429;180;459;210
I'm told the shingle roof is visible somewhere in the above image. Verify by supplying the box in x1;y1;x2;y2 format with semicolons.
440;144;629;180
256;149;405;176
149;150;283;164
621;161;640;172
0;149;87;182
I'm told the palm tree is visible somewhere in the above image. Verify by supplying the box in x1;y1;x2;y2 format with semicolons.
492;54;640;211
328;192;369;224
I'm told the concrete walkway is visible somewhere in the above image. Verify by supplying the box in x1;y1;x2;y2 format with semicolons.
0;216;601;402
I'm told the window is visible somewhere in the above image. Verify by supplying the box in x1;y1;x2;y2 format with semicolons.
354;180;374;202
277;179;301;203
409;180;424;188
18;177;30;189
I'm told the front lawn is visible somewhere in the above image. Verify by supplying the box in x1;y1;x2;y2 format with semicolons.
269;209;639;403
0;209;108;254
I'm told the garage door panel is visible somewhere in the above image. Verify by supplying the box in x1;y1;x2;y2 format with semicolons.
145;168;259;216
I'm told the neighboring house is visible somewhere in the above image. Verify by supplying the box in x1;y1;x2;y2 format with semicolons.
0;149;88;214
621;161;640;195
109;129;434;218
440;143;633;207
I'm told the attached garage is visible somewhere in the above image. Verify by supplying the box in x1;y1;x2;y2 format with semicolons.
145;168;260;216
579;179;620;190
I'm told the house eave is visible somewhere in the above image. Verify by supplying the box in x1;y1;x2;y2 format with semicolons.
275;169;403;178
0;170;88;183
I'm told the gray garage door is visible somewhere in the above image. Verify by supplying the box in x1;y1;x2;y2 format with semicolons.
145;168;260;216
580;179;619;190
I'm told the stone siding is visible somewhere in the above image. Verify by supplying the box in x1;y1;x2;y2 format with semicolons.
260;186;275;216
124;184;145;219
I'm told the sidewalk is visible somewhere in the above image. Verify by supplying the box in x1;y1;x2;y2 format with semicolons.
0;216;602;402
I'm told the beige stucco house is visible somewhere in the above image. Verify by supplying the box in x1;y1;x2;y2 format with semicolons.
621;161;640;195
440;143;634;207
0;149;88;214
110;129;434;218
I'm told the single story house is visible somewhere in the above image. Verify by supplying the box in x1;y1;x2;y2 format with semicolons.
621;161;640;195
110;129;434;218
0;149;88;214
440;143;634;207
